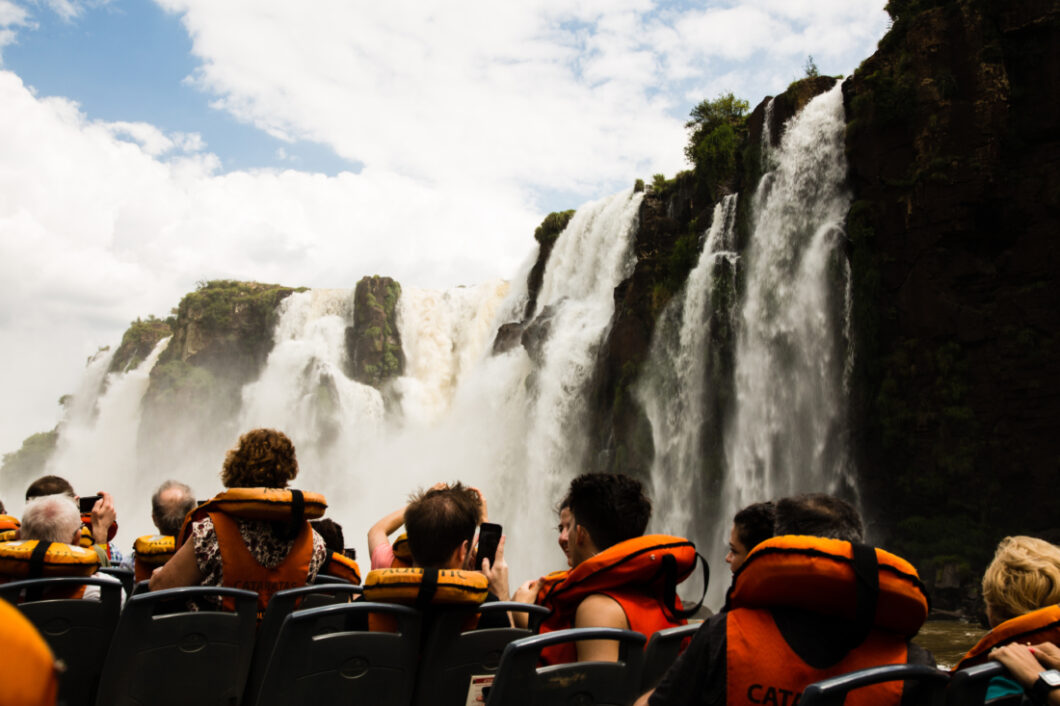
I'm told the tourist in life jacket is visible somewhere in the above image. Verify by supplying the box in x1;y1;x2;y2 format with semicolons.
124;480;197;581
556;492;574;568
512;473;696;664
399;482;510;628
367;481;448;569
725;501;773;574
10;494;122;602
953;535;1060;702
311;518;361;585
637;493;934;706
149;428;329;614
25;475;122;567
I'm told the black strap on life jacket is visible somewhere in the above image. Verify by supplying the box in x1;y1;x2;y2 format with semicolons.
661;551;709;621
286;489;305;541
416;568;440;611
845;543;881;650
26;541;53;602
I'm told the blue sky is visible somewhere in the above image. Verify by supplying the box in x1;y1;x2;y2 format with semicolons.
0;0;891;454
3;1;358;175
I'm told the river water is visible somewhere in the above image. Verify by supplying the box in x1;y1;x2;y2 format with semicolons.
916;620;988;669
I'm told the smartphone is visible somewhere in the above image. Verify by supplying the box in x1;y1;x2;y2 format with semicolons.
343;547;357;561
78;495;102;513
476;522;502;570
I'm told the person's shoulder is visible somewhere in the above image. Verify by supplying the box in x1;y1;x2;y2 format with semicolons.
575;592;630;630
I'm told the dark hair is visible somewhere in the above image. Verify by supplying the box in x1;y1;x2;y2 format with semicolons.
151;480;197;537
221;429;299;488
734;501;775;552
0;498;5;514
567;473;651;550
774;494;863;543
26;475;76;501
404;482;482;568
311;519;345;554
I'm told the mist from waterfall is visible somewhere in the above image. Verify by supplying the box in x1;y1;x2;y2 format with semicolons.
43;338;170;537
21;188;643;585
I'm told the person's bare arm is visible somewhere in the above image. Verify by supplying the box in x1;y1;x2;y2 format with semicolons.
367;507;407;557
633;689;655;706
90;491;117;545
990;643;1060;706
574;593;629;662
509;578;543;629
149;539;203;591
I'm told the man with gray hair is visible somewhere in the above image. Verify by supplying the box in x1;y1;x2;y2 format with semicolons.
17;494;120;602
21;493;82;545
125;480;196;580
151;480;196;538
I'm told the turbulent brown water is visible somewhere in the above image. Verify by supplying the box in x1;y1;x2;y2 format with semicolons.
916;620;988;669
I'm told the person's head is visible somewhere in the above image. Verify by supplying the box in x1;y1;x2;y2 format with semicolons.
557;494;574;568
25;476;75;502
403;482;482;569
773;493;863;543
221;429;299;489
726;501;775;573
982;536;1060;627
0;498;5;514
21;495;81;545
311;519;345;554
151;480;196;537
566;473;651;565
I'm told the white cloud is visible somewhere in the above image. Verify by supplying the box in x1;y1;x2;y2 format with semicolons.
0;70;540;452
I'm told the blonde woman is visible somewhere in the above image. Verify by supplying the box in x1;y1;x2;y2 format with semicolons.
954;536;1060;702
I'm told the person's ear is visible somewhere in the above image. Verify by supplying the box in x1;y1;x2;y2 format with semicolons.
458;539;471;568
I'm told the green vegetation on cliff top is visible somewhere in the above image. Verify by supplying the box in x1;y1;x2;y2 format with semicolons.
109;315;173;373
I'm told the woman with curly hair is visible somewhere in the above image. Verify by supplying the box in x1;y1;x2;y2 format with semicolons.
149;429;328;612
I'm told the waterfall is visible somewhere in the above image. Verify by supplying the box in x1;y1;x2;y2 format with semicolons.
45;338;170;540
517;188;643;569
637;195;738;603
722;82;855;559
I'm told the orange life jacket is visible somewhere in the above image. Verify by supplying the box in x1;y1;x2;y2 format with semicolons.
78;513;118;555
953;604;1060;671
723;536;929;706
0;541;99;600
132;534;176;582
391;533;413;568
535;534;697;665
0;515;19;542
210;510;315;618
363;566;488;632
177;487;327;547
0;597;59;706
320;552;362;585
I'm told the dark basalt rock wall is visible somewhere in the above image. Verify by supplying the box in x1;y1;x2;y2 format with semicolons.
346;275;404;387
844;0;1060;575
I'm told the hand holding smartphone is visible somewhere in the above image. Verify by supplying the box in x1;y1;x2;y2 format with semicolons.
476;522;502;570
78;495;102;514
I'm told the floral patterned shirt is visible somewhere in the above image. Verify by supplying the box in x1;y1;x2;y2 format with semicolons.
191;515;327;589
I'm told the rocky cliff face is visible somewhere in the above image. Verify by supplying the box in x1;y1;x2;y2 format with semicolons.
844;0;1060;574
345;275;404;387
138;280;300;462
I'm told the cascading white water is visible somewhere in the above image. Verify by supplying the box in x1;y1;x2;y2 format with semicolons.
45;338;170;540
638;195;738;531
394;280;511;426
509;188;643;573
722;82;855;549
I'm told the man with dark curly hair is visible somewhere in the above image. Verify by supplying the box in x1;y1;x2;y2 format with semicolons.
513;473;691;664
149;429;328;613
